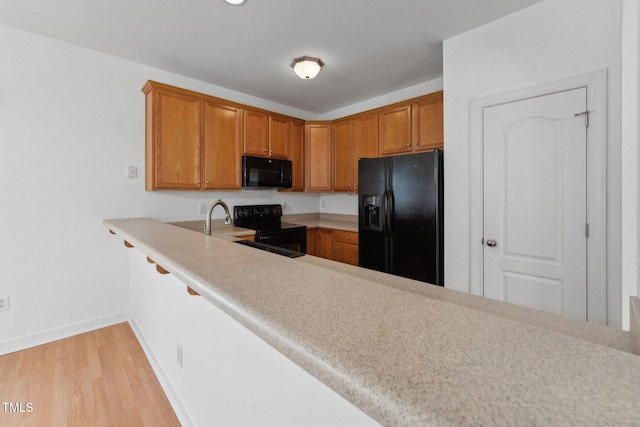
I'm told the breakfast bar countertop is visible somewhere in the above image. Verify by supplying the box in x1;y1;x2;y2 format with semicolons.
104;217;640;427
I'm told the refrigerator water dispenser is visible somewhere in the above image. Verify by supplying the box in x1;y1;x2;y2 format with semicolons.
362;195;382;231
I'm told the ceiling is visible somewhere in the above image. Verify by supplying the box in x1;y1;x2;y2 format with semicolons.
0;0;541;114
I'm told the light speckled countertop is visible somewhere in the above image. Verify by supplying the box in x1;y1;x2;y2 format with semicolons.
283;212;359;232
105;217;640;427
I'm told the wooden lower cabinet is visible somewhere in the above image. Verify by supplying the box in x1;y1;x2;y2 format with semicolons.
317;228;334;259
306;228;359;266
332;230;359;266
306;229;318;256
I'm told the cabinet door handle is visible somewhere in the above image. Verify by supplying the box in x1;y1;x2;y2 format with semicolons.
264;148;268;152
206;180;210;185
334;247;338;250
197;180;201;185
414;142;419;146
406;143;411;148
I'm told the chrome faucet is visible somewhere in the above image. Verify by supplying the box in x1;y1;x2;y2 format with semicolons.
204;199;232;235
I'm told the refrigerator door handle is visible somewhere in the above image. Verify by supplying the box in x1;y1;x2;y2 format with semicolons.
385;191;394;233
381;191;388;233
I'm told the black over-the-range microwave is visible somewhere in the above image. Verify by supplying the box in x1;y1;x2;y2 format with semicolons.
242;155;293;189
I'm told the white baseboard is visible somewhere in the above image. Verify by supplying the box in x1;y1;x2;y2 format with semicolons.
631;296;640;355
0;312;128;356
128;316;195;427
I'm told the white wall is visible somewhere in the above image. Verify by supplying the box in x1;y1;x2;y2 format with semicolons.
0;22;447;351
318;78;444;121
0;24;322;353
621;0;640;329
128;250;379;427
443;0;624;326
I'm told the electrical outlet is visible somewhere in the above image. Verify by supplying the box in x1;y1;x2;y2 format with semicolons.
0;296;9;312
199;203;208;215
177;343;183;368
127;166;137;179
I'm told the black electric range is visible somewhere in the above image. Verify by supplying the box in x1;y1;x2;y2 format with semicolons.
234;204;306;255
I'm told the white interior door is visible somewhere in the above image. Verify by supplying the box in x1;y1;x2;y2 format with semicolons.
483;88;587;320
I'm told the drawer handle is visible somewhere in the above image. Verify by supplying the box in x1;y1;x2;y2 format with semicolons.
346;236;350;240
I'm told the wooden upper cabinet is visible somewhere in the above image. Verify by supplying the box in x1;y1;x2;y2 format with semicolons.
243;110;291;159
143;83;202;190
412;91;443;151
332;118;354;192
143;81;442;193
288;119;305;191
305;122;332;192
378;104;412;156
268;115;291;159
353;112;379;191
243;109;269;157
143;80;244;191
203;100;242;190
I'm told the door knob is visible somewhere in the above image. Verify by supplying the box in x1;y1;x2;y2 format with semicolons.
486;239;497;247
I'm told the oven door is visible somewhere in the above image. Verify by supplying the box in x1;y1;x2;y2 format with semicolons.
255;229;307;254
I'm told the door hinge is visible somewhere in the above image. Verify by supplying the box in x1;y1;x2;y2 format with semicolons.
575;111;589;127
585;223;589;238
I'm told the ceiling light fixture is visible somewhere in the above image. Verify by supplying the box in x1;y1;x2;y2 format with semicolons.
223;0;247;5
291;56;324;80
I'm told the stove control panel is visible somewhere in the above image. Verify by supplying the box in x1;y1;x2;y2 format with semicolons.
234;204;283;220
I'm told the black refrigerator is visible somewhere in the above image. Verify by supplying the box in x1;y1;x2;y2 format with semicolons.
358;150;444;285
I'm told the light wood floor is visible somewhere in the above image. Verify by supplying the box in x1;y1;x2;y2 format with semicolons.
0;322;181;427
